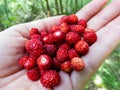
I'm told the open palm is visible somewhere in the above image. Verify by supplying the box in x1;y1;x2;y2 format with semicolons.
0;0;120;90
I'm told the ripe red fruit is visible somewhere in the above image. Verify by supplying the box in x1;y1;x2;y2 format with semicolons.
75;40;89;55
18;55;29;67
42;34;54;44
59;43;70;50
60;22;69;33
68;49;79;59
50;25;60;33
70;25;85;35
53;30;65;43
61;61;72;73
30;34;42;40
27;67;40;81
78;19;87;28
25;39;43;52
66;32;81;45
68;14;78;24
24;57;36;70
30;28;39;36
40;70;60;88
37;54;52;70
60;16;69;23
40;30;48;38
71;57;85;71
56;48;69;62
83;30;97;45
45;44;57;57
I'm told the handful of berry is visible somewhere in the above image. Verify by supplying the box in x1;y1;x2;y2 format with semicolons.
18;14;97;88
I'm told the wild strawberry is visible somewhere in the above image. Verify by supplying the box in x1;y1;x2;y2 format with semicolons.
83;30;97;45
56;48;69;62
42;34;54;44
50;25;60;33
45;44;57;57
53;30;65;43
30;28;39;36
27;67;40;81
61;61;72;73
52;58;61;71
70;25;85;35
25;39;43;52
59;43;70;50
24;57;36;70
66;32;81;45
71;57;85;71
78;19;87;28
68;14;78;24
60;15;69;24
18;55;29;67
75;40;89;55
40;70;60;88
30;34;42;40
40;30;48;38
68;49;79;59
60;22;69;33
37;54;52;70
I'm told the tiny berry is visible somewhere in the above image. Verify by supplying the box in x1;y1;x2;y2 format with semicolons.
40;30;48;38
30;28;39;36
68;49;79;59
50;25;60;33
42;34;54;44
71;57;85;71
30;34;42;40
59;43;70;50
66;32;81;45
61;61;72;73
40;70;60;88
75;40;89;55
37;54;52;70
78;19;87;28
27;67;40;81
53;58;61;71
18;55;29;67
60;22;69;33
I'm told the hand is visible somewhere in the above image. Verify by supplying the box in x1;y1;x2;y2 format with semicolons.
0;0;120;90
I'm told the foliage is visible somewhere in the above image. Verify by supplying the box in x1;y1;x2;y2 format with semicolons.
0;0;120;90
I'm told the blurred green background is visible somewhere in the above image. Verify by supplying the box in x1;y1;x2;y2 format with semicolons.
0;0;120;90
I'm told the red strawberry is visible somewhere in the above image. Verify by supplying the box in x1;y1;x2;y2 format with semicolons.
68;14;78;24
53;58;61;71
18;55;29;67
56;48;69;62
40;30;48;38
71;57;85;71
40;70;60;88
42;34;54;44
83;30;97;45
61;61;72;73
78;19;87;28
37;54;52;70
68;49;79;59
53;30;65;43
30;34;42;40
24;57;36;70
27;67;40;81
25;39;43;52
74;40;89;55
60;22;69;33
70;25;85;35
59;43;70;50
50;25;60;33
60;15;69;24
30;28;39;36
45;44;57;57
66;32;81;45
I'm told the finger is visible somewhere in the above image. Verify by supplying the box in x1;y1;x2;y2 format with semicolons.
54;71;73;90
10;16;63;39
71;20;120;90
88;0;120;30
76;0;108;20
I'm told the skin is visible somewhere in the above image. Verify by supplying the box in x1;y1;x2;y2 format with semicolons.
0;0;120;90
